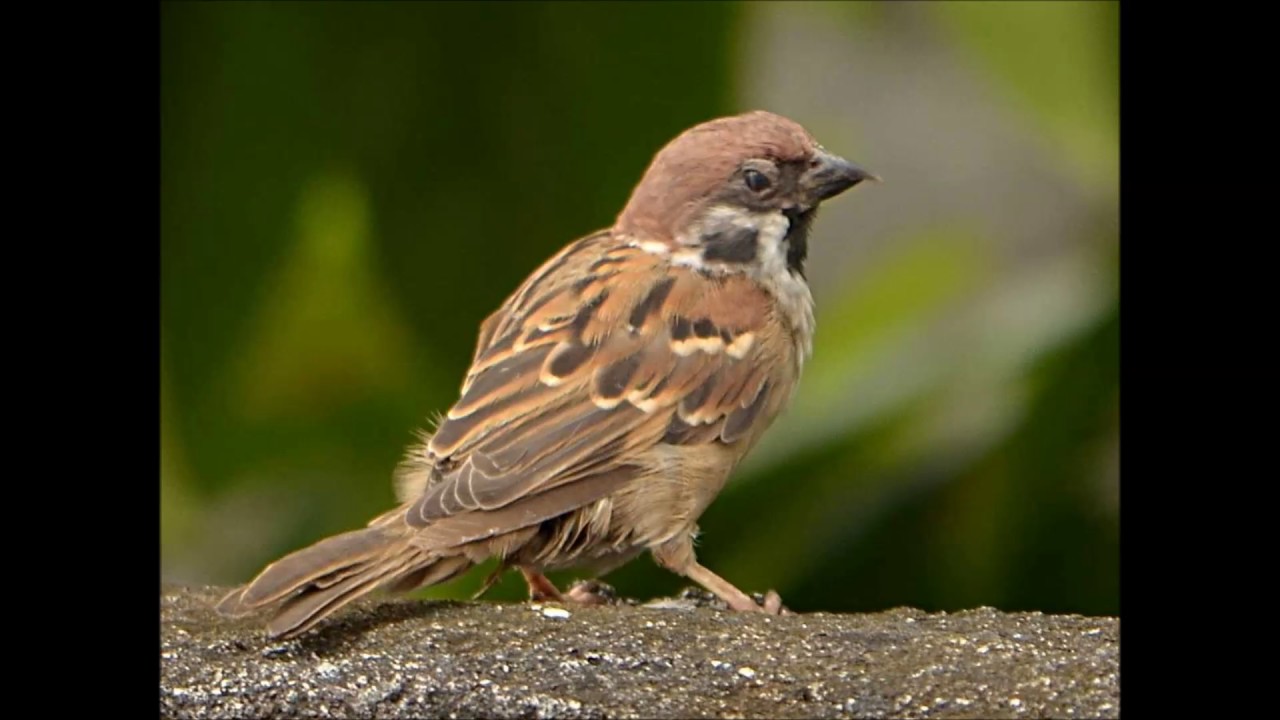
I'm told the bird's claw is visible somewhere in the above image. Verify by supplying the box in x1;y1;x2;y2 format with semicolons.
758;589;792;615
564;579;620;606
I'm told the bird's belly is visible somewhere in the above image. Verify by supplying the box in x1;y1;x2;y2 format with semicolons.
609;442;740;547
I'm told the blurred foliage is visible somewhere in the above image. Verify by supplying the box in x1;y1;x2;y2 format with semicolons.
162;1;1118;616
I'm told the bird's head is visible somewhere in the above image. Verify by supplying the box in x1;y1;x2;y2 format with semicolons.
614;110;876;276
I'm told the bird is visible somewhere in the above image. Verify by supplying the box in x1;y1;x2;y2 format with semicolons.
216;110;877;638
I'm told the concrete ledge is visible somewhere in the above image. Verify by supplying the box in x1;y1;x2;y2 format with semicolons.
161;584;1118;719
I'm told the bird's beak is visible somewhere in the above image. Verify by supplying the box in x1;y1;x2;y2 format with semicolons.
802;149;879;204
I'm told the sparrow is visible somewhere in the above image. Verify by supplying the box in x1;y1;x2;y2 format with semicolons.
216;110;877;638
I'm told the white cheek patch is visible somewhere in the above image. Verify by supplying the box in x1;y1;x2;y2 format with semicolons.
682;205;793;270
696;205;774;235
753;212;792;267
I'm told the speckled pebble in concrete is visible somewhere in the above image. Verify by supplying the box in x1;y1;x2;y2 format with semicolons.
161;584;1118;719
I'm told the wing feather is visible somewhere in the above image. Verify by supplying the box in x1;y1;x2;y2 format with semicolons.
405;232;798;539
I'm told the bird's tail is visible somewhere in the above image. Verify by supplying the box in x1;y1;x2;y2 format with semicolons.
215;519;473;639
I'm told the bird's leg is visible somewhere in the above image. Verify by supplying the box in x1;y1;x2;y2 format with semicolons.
470;563;509;600
518;568;616;606
652;536;790;615
519;567;566;602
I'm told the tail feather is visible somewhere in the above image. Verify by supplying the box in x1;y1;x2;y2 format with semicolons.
215;524;474;639
269;552;473;638
385;554;472;595
218;528;394;612
267;548;423;638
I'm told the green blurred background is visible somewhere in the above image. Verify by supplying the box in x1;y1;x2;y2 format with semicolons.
161;1;1118;616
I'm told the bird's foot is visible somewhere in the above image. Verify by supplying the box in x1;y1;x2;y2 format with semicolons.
564;578;621;606
520;568;625;606
652;586;791;614
754;589;791;615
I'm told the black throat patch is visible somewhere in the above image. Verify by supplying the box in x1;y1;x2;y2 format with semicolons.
700;225;759;264
784;208;815;278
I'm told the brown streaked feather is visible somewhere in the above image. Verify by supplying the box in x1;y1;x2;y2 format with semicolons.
413;402;654;523
403;232;797;539
468;230;614;370
409;465;640;549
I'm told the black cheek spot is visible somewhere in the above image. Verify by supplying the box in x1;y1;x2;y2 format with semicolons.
701;227;758;264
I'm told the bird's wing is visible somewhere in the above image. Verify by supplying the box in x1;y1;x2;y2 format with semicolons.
403;232;797;547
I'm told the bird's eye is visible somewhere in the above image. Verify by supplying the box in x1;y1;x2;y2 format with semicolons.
744;169;771;192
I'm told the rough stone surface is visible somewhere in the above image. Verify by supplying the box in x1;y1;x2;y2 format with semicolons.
161;584;1118;719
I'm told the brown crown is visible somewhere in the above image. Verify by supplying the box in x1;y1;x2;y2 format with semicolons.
615;111;819;241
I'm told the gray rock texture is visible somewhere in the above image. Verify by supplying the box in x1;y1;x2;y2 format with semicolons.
161;584;1118;719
